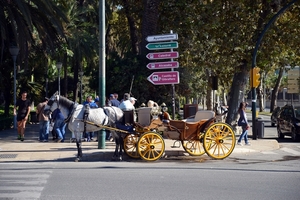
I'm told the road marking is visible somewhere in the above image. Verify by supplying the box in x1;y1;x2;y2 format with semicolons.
261;151;277;154
0;170;51;199
233;148;256;153
281;147;300;155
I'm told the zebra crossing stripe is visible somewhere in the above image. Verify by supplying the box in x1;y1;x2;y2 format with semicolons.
0;174;49;178
0;191;41;199
0;186;43;191
281;147;300;155
0;171;51;199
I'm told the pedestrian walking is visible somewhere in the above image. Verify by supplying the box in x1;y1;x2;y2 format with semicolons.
13;91;31;141
237;102;251;146
36;97;50;142
52;108;66;143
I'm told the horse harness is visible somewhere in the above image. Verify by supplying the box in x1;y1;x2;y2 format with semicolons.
82;104;110;134
64;103;78;124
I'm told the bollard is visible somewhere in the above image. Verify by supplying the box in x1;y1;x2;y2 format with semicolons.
256;118;264;139
98;129;106;149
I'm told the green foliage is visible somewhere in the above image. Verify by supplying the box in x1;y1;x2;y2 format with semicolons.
1;0;300;115
0;106;13;130
0;117;13;131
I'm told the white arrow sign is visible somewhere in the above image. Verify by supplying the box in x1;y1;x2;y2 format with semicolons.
146;34;178;42
147;71;180;85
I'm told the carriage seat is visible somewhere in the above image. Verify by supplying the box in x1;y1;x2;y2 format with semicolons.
164;120;203;140
136;107;152;126
115;110;135;133
164;114;215;140
116;123;134;133
184;110;215;123
123;110;135;125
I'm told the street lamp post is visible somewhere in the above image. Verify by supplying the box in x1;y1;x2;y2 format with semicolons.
79;71;84;103
56;62;62;95
9;46;20;129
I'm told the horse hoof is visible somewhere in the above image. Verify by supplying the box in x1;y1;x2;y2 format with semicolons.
111;156;122;161
75;157;81;162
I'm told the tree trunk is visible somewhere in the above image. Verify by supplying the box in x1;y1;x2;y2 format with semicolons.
3;85;11;117
205;70;213;110
73;60;79;102
122;0;139;55
141;0;161;56
206;88;213;110
1;63;13;116
226;61;249;125
257;85;264;112
270;67;284;112
63;54;68;98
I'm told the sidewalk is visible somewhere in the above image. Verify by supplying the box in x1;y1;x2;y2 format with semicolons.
0;123;279;162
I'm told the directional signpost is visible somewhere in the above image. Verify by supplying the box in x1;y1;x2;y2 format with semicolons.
146;52;179;60
287;67;300;94
146;42;178;50
145;32;180;120
146;61;179;70
146;33;178;42
147;71;179;85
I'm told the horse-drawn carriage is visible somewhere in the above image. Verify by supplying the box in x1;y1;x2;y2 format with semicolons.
44;93;235;162
123;107;235;161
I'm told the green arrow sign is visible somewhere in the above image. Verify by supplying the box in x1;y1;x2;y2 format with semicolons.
146;42;178;50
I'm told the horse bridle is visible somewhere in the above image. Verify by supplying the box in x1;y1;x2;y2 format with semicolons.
46;95;59;112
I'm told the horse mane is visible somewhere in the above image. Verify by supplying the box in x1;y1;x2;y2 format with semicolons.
58;96;74;108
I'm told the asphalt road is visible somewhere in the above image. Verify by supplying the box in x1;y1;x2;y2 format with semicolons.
0;161;299;200
1;112;300;200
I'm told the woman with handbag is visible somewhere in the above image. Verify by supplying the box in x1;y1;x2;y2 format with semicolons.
237;102;251;146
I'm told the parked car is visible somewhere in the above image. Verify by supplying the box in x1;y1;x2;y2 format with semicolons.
277;104;300;141
271;107;281;127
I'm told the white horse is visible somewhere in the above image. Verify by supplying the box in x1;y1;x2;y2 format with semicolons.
44;93;125;161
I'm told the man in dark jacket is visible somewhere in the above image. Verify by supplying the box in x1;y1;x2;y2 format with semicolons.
109;94;120;107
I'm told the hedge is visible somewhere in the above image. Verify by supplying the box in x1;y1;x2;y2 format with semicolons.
0;117;13;131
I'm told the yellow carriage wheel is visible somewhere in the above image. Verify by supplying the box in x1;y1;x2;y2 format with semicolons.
181;133;206;156
203;122;235;159
137;132;165;161
124;134;140;158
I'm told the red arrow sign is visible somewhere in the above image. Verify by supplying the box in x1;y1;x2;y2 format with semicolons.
147;71;180;85
146;52;179;60
146;61;179;70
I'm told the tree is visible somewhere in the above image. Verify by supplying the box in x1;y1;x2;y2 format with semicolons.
63;0;99;101
0;0;67;116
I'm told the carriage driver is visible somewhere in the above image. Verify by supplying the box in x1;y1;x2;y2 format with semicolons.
118;93;135;111
118;93;137;121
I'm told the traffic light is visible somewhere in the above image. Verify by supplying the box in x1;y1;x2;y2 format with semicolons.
251;67;261;88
